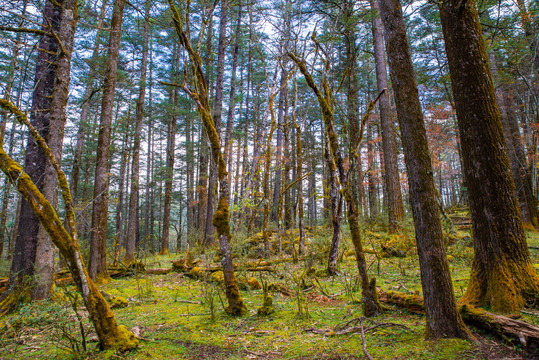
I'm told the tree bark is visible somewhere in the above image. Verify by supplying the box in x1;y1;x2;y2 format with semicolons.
367;121;378;219
439;0;539;313
369;0;404;232
377;0;470;339
89;0;127;280
161;66;178;255
0;100;138;350
293;93;306;254
70;0;110;200
7;0;73;300
325;136;343;275
205;0;229;246
125;0;150;262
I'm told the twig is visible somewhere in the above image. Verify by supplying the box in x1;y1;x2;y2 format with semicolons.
175;299;201;304
521;310;539;318
360;318;374;360
241;343;266;357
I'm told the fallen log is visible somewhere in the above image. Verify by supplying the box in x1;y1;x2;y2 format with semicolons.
379;290;539;352
460;305;539;350
55;276;73;286
145;268;171;275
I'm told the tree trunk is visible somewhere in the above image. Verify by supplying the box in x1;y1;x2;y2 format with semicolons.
205;0;228;246
125;0;150;262
113;120;129;264
223;2;242;171
143;42;154;252
1;100;137;351
325;136;343;275
369;0;404;232
89;0;127;281
70;0;110;200
439;0;539;313
169;1;246;316
377;0;470;339
271;72;287;222
7;0;69;300
294;100;305;255
161;77;178;255
289;53;382;317
367;121;378;219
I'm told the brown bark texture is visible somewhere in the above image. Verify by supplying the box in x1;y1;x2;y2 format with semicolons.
369;0;404;232
0;100;137;350
125;0;151;262
439;0;539;313
377;0;470;339
89;0;127;281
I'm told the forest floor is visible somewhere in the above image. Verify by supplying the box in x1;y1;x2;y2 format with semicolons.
1;211;539;359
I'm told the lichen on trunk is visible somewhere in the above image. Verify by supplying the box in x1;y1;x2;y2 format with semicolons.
0;99;137;350
169;0;246;316
288;51;382;317
438;0;539;313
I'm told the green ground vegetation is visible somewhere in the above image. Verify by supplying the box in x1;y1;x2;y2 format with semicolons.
1;212;537;359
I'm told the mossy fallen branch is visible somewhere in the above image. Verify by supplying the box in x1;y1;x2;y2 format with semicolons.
379;289;539;351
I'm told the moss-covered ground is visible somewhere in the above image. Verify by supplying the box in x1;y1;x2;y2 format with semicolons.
1;214;538;359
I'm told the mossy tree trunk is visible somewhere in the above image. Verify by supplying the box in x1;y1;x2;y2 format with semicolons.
289;52;382;317
325;137;343;275
378;0;470;339
439;0;539;313
369;0;405;232
89;0;127;281
169;1;246;316
205;0;229;247
0;100;137;350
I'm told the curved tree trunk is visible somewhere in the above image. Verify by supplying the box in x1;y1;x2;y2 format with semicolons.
439;0;539;313
169;1;246;316
289;53;382;317
0;99;137;350
377;0;470;339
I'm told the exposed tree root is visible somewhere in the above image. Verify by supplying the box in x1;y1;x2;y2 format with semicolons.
304;316;415;337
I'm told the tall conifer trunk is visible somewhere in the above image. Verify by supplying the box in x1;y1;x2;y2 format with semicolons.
370;0;404;231
125;0;151;262
439;0;539;313
377;0;470;338
89;0;127;280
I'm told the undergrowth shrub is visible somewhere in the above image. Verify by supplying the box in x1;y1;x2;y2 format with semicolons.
0;294;91;359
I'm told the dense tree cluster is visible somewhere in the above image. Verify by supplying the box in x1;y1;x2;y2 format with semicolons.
0;0;537;349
